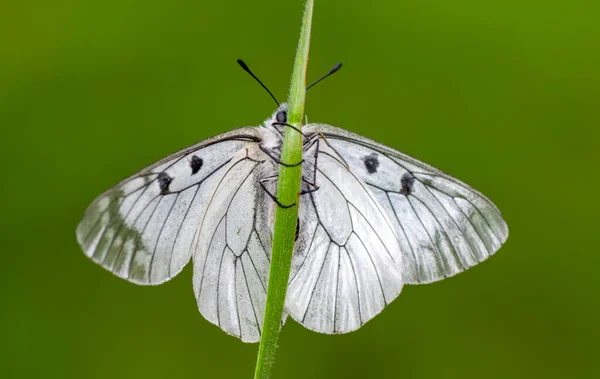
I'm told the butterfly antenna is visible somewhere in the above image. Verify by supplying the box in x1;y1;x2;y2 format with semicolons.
237;59;279;106
307;62;343;90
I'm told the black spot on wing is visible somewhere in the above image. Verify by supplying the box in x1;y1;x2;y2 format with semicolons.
190;155;203;175
295;217;300;242
400;172;415;195
362;153;380;174
157;172;172;194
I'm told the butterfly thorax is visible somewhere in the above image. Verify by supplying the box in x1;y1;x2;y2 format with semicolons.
256;103;319;189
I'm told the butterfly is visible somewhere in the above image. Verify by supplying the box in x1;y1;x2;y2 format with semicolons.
76;61;508;343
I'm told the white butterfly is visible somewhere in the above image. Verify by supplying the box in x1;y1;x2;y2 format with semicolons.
77;102;508;343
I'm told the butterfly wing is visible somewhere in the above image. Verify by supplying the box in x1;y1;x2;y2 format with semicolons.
76;127;261;285
286;137;404;334
191;145;274;343
305;123;509;285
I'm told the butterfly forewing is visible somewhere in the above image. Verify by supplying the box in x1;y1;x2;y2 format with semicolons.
76;127;261;285
304;123;509;285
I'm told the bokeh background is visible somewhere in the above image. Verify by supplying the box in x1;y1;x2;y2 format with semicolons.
1;0;599;378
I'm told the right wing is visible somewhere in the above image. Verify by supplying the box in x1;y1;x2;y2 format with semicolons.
305;123;509;284
286;137;404;335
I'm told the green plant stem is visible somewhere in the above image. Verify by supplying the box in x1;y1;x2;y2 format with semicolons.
253;1;313;378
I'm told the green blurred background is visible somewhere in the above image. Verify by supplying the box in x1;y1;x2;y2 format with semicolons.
1;0;599;378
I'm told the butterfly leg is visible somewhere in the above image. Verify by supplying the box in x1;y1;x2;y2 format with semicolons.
299;180;319;195
311;138;320;185
271;122;305;136
259;145;304;167
301;136;320;187
259;177;296;209
272;126;285;138
297;139;321;196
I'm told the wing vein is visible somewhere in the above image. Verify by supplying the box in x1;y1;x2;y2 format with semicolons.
289;220;320;284
334;248;341;332
245;244;267;293
215;243;228;328
421;185;479;264
461;197;503;243
234;258;243;339
100;185;154;265
452;198;492;257
240;254;261;334
352;231;387;305
344;246;362;325
384;190;421;283
410;194;466;271
346;200;395;263
168;184;201;276
82;188;137;244
198;215;227;295
148;192;180;280
254;229;271;264
406;196;447;276
319;151;398;239
126;196;163;278
159;158;234;196
302;242;332;323
196;157;260;292
317;165;397;260
108;192;160;268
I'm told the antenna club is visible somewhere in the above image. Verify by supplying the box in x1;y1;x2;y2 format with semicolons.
237;59;250;72
237;58;280;106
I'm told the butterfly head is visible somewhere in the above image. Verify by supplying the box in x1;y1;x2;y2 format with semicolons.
269;102;288;125
257;103;287;150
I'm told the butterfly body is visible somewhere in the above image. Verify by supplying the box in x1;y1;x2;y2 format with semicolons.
77;104;508;342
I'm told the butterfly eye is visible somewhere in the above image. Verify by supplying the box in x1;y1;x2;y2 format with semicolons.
276;111;287;123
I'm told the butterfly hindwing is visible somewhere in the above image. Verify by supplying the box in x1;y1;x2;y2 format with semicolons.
76;128;262;285
287;137;404;334
305;123;509;284
192;146;273;343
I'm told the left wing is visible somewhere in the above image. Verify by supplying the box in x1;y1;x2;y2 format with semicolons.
305;124;509;285
76;128;261;285
192;146;274;343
